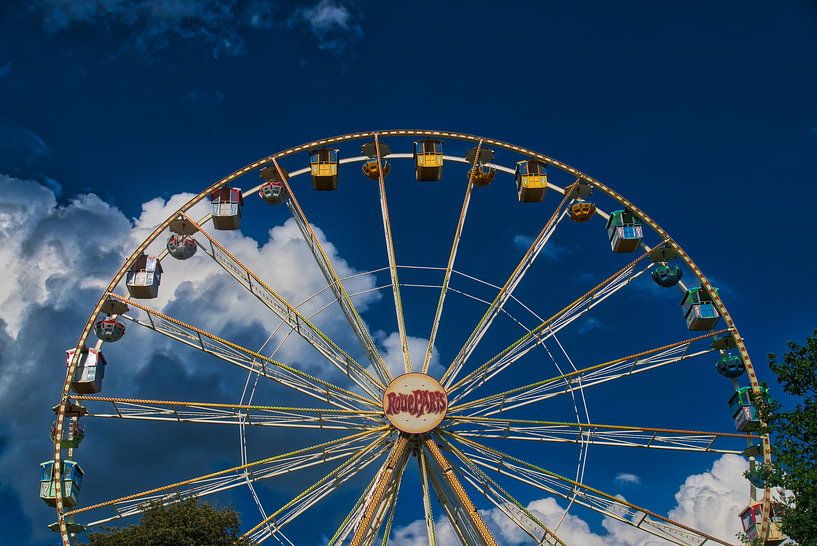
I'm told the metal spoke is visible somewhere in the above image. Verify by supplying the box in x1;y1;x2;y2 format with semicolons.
439;435;565;546
185;213;384;399
421;140;483;375
243;431;393;543
327;449;406;546
423;436;497;546
418;448;438;546
440;184;577;388
447;432;735;546
274;157;393;385
65;428;386;524
446;416;756;454
107;293;377;411
75;396;382;430
373;134;412;374
349;435;411;546
451;329;727;416
448;246;663;403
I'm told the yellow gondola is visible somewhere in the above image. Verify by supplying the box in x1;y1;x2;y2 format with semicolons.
414;140;443;181
310;148;339;191
515;160;548;202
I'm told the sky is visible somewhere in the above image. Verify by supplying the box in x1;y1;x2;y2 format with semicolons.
1;1;816;545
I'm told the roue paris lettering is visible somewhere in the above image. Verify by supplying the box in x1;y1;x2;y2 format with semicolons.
382;373;448;434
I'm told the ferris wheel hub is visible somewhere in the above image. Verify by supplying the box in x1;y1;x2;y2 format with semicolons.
382;373;447;434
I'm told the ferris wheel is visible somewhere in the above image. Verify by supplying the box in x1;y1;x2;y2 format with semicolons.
44;130;785;546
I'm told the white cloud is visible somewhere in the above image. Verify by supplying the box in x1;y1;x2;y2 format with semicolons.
511;234;571;261
390;454;750;545
614;473;641;485
0;176;392;540
577;316;604;334
288;0;363;51
34;0;248;57
375;331;443;380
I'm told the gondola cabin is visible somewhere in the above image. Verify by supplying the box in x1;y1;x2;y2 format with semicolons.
716;354;745;379
310;148;339;191
66;347;107;394
606;210;643;252
680;287;720;330
166;234;197;260
515;160;548;203
739;504;785;545
362;159;391;180
471;164;496;187
567;198;596;222
729;386;769;432
93;316;125;342
464;146;496;187
259;181;287;204
651;264;683;288
414;140;443;181
51;420;85;449
126;254;162;299
209;187;244;230
259;165;289;204
40;460;84;507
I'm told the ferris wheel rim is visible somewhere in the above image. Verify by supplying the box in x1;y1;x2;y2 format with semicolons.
52;129;772;545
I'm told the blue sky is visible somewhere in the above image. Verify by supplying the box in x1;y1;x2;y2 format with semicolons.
1;1;816;545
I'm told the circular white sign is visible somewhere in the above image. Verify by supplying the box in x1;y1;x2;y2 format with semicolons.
382;373;448;434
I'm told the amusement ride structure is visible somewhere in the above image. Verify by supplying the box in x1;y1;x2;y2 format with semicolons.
44;130;785;545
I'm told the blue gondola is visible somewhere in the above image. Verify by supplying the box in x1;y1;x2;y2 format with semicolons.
680;287;720;330
728;386;769;432
651;264;683;287
40;460;84;507
606;210;643;252
716;353;745;378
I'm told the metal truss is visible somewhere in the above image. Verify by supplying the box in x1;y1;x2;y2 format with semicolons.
448;247;661;404
447;432;735;546
439;435;565;546
372;134;412;374
446;416;756;454
421;140;483;375
440;185;576;389
76;396;382;431
186;213;384;399
65;429;387;527
451;330;727;416
243;432;393;544
109;293;377;411
275;157;393;386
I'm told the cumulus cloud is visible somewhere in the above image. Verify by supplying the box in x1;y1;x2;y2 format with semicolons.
390;454;750;545
288;0;363;51
614;473;641;485
0;175;391;541
376;331;443;380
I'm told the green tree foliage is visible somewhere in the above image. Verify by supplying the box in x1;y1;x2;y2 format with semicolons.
84;497;253;546
752;329;817;545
